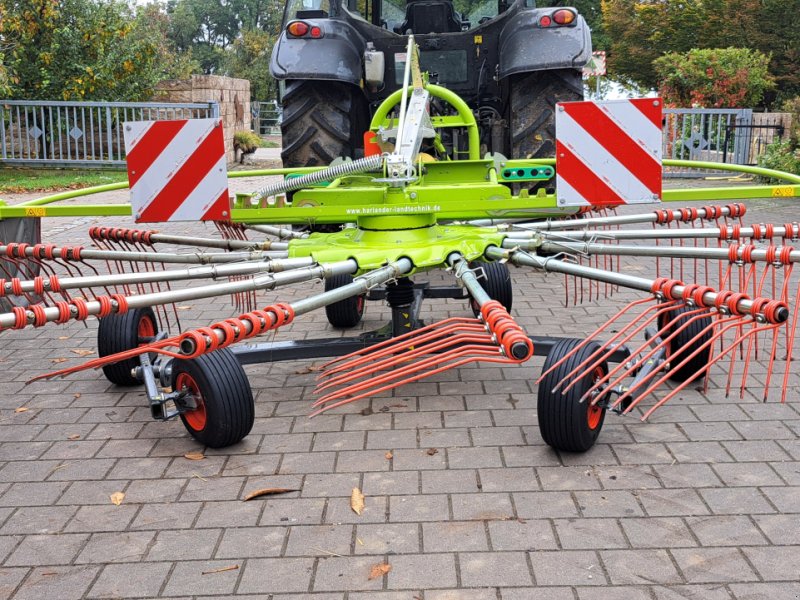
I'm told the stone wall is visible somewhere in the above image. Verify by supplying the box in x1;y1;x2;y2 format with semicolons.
154;75;251;163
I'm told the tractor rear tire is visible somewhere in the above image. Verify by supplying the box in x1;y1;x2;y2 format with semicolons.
657;304;713;382
537;337;608;453
172;348;255;448
97;306;158;386
469;260;513;316
281;80;368;168
508;69;584;160
324;273;365;328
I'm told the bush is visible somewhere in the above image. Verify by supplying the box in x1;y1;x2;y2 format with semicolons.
758;140;800;181
233;130;263;163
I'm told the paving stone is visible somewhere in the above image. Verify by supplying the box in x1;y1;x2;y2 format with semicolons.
87;562;171;598
0;567;28;599
451;492;514;521
600;549;683;584
487;519;557;551
390;494;449;522
147;528;222;561
215;526;286;559
573;490;644;518
619;517;697;548
536;466;602;490
729;582;800;600
313;556;385;592
179;475;246;502
387;553;457;589
336;449;392;472
130;501;201;530
577;586;653;600
712;462;784;487
285;524;353;556
700;487;777;515
0;481;70;507
57;479;130;505
355;522;420;555
423;521;489;552
685;515;768;546
427;590;496;600
362;471;419;496
650;584;733;600
672;547;758;583
500;588;575;600
742;546;800;581
64;504;139;533
6;532;88;566
652;463;724;488
392;448;448;470
258;498;326;526
123;478;185;504
421;469;479;494
530;550;606;585
554;518;628;549
162;560;242;596
753;514;800;545
326;495;387;524
12;565;100;600
459;551;532;587
74;530;154;564
446;447;503;469
637;489;710;516
1;505;77;534
514;491;579;519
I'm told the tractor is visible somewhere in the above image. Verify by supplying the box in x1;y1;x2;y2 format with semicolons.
270;0;592;168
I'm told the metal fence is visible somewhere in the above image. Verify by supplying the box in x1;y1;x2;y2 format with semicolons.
251;100;282;136
0;100;219;167
662;108;787;176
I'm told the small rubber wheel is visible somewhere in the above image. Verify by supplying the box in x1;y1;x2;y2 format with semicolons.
172;348;255;448
97;306;158;386
324;273;365;328
537;338;608;452
469;260;513;316
658;304;713;382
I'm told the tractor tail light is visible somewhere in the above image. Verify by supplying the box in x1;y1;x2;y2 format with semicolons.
539;15;552;27
287;21;309;37
309;25;323;38
552;9;576;25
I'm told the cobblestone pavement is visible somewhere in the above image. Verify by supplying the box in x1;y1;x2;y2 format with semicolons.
0;182;799;599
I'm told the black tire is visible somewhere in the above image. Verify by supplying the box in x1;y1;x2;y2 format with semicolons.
508;69;584;160
172;348;255;448
324;273;365;328
537;338;608;452
281;80;369;168
469;260;513;316
657;304;713;382
97;307;158;386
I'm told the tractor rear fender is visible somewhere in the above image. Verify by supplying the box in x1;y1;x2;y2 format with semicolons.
497;10;591;79
270;21;365;87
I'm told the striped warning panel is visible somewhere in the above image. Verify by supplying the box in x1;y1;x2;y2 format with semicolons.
555;98;663;207
123;118;229;222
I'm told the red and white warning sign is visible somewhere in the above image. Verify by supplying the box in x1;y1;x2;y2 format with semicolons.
123;118;230;222
555;98;662;207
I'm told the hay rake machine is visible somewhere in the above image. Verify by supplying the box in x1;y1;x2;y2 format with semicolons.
1;39;800;452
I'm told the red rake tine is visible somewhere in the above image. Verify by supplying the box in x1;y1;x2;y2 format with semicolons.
640;321;780;420
558;300;681;394
315;330;494;393
311;348;517;416
622;316;745;414
612;315;734;411
535;296;655;385
781;279;800;403
320;317;481;375
583;306;712;404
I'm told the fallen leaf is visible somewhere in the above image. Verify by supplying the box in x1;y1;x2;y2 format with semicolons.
201;564;239;575
67;434;81;441
51;358;67;364
110;492;125;506
356;537;364;546
360;406;374;416
183;452;205;461
426;448;439;456
350;487;365;515
14;406;29;413
58;336;69;340
368;562;391;580
70;349;94;357
73;393;81;399
294;365;320;374
243;488;299;501
191;472;207;481
385;451;393;460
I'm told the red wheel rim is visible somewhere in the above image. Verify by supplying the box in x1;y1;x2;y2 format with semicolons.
137;315;156;343
356;295;365;314
586;367;605;430
176;372;207;431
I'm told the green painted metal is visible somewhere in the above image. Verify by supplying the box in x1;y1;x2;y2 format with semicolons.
369;84;481;160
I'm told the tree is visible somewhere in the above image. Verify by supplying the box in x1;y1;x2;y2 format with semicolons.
0;0;194;101
223;28;276;99
654;47;774;108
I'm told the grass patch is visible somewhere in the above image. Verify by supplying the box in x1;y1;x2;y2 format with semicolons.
0;168;128;194
261;139;280;148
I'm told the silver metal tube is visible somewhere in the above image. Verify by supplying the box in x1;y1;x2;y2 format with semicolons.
253;154;384;201
506;224;796;243
246;224;308;240
143;232;288;251
446;253;491;306
0;244;287;265
2;257;316;295
395;35;415;152
486;246;772;319
178;258;368;355
0;260;357;330
507;206;753;238
539;241;800;264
